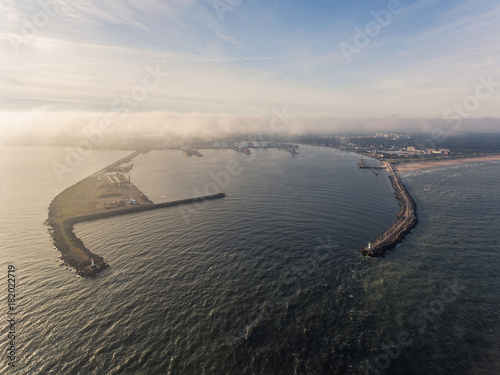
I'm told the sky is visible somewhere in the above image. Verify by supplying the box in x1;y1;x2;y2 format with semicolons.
1;0;499;140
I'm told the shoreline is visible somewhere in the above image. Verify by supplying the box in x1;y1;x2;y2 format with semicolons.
47;151;225;277
393;155;500;173
360;154;500;256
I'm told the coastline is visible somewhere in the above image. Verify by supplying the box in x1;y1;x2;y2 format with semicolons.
359;154;500;255
47;151;225;277
393;155;500;173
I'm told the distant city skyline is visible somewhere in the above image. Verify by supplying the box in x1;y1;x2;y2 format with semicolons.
1;0;499;140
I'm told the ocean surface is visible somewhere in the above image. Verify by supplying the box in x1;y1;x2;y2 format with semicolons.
1;145;499;374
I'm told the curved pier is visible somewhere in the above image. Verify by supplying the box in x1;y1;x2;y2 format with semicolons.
47;151;225;276
360;162;418;257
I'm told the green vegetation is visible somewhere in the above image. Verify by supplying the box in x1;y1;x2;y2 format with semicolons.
49;178;93;219
96;192;121;199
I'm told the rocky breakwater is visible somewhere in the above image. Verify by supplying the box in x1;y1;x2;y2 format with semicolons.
360;163;418;257
47;151;226;277
47;177;112;277
47;214;109;277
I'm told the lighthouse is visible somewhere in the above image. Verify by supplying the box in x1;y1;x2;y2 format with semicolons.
368;242;371;249
90;257;95;266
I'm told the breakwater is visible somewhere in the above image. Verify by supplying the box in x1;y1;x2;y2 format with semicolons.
47;150;225;276
49;193;225;276
65;193;225;225
91;150;142;177
360;163;418;257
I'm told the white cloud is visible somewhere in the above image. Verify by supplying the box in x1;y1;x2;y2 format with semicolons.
1;0;500;125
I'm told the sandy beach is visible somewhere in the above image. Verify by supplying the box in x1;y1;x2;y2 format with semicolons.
393;155;500;173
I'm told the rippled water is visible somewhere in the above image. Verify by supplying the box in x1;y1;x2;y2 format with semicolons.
1;146;499;374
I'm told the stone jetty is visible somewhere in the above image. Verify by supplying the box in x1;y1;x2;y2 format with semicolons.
360;162;418;257
47;151;225;276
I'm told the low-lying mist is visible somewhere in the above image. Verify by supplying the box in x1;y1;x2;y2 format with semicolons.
1;109;499;146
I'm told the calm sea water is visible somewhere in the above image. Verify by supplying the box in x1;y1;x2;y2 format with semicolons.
1;145;499;374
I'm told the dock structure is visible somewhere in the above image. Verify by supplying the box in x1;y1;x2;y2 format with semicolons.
182;147;203;157
278;144;299;155
231;147;251;155
89;151;143;178
360;162;418;257
358;159;386;169
108;164;133;173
